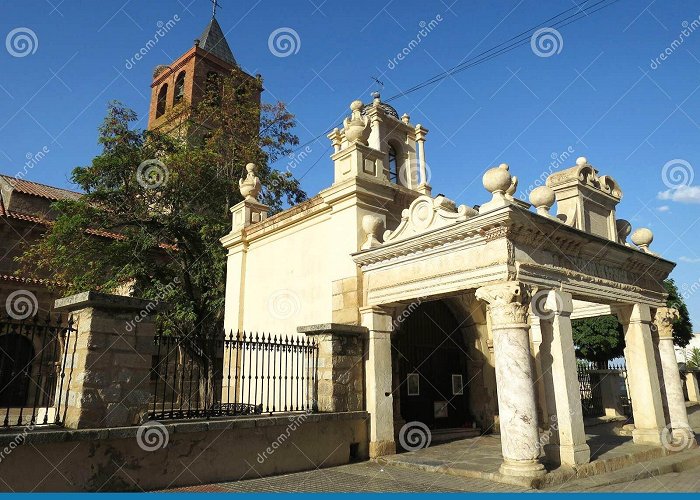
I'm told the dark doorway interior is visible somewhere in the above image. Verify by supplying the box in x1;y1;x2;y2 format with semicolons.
0;334;34;407
393;300;473;429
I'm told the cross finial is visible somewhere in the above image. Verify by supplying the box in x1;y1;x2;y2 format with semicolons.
211;0;221;18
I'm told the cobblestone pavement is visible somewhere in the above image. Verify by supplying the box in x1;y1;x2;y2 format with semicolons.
168;461;527;492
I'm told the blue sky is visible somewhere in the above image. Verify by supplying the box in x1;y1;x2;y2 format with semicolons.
1;0;700;326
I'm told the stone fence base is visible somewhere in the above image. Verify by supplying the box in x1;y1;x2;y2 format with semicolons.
0;412;368;491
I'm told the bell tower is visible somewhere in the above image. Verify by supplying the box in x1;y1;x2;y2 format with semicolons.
328;93;431;195
147;12;260;139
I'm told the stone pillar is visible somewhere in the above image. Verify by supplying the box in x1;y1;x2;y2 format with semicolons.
616;303;666;445
360;306;396;458
529;316;550;430
53;292;157;429
537;290;590;466
654;307;694;443
475;282;545;478
298;323;366;412
414;125;431;195
598;370;625;417
686;371;700;403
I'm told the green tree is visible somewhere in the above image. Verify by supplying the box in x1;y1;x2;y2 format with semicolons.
572;314;625;366
19;73;305;337
664;278;694;347
687;347;700;369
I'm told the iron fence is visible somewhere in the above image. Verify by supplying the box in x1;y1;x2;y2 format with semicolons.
577;360;631;418
149;330;318;420
0;315;74;428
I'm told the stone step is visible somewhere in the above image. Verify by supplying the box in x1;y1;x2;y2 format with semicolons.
430;428;481;444
554;447;700;491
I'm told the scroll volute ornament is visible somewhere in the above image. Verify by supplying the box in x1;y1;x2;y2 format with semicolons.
475;282;532;328
654;307;679;339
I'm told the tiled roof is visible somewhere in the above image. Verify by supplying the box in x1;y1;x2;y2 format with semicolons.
0;273;64;287
199;18;236;66
0;175;82;201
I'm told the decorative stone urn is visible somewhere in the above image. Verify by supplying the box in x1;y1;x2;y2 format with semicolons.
239;162;261;201
361;214;384;250
343;100;370;145
479;163;514;214
631;227;654;254
529;185;558;220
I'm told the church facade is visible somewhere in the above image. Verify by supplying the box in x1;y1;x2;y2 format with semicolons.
221;95;691;478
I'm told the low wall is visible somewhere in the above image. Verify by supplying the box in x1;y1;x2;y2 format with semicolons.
0;412;369;492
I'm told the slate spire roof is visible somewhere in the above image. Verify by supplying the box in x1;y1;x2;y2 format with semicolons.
198;17;236;66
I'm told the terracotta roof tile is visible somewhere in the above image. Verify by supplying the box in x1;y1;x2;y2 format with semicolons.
0;175;82;201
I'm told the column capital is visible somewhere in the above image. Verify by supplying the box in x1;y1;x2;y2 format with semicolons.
654;307;679;339
475;281;531;328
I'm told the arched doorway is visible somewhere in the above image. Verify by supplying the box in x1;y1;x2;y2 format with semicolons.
0;334;34;407
393;300;473;429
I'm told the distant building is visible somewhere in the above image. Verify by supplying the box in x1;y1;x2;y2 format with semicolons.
676;333;700;364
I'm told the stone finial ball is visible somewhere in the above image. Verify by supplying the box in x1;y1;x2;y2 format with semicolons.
498;163;510;171
350;100;364;112
631;227;653;247
576;156;588;166
616;219;632;238
483;166;512;194
529;185;556;208
246;162;256;174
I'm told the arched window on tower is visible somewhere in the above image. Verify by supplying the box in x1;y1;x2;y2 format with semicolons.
173;71;186;104
156;84;168;118
388;144;399;183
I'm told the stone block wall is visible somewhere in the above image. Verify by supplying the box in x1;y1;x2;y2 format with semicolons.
54;292;158;429
299;323;366;413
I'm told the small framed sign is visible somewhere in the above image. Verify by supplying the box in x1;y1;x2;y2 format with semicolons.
452;374;464;395
434;401;449;419
407;373;420;396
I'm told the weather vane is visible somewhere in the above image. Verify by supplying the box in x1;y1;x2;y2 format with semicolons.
211;0;222;18
370;76;384;95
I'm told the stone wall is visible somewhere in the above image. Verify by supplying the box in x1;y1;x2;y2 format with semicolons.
0;412;368;491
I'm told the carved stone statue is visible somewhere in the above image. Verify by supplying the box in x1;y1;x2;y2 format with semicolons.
239;162;261;201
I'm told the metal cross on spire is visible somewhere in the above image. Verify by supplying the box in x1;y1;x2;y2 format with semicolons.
211;0;222;18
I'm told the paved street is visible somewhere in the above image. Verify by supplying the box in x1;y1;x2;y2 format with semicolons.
168;461;526;493
168;459;700;493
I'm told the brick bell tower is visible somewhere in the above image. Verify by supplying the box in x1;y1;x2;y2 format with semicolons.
147;9;260;140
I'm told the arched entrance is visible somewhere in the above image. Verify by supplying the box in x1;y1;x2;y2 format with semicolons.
0;334;34;407
393;300;473;429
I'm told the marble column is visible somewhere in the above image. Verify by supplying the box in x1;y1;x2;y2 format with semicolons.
537;290;590;466
360;305;396;458
616;303;666;445
654;307;694;444
476;282;545;478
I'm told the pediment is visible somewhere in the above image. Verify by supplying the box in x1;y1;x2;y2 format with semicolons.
383;195;477;244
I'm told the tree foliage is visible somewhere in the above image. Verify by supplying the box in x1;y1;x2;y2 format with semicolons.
572;314;625;365
19;71;305;336
572;278;694;364
664;278;694;347
687;347;700;369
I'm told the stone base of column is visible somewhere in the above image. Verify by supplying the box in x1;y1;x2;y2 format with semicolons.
671;426;697;447
369;440;396;458
499;459;546;478
632;427;664;446
544;443;591;466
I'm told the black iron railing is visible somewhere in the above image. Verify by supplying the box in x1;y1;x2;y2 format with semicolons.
577;360;631;418
0;315;74;428
149;330;318;420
